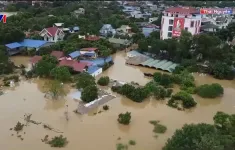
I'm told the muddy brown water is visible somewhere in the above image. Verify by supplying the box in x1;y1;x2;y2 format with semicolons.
1;53;234;150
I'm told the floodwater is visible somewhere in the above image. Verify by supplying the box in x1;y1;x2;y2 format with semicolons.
1;52;234;150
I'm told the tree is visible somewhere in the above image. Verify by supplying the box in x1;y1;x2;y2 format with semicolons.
169;91;197;109
97;76;110;86
196;83;224;98
81;85;98;103
132;33;145;43
210;62;234;80
46;80;66;100
138;39;148;52
118;112;131;125
50;66;71;82
99;47;111;61
75;72;96;89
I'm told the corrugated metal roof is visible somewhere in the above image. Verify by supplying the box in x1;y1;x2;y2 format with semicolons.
5;42;22;49
50;51;64;59
69;51;81;58
19;39;47;48
87;66;101;74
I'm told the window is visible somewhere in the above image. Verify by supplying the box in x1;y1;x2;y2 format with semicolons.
175;14;178;17
169;19;173;25
185;15;188;18
168;26;173;31
168;32;172;37
171;14;173;17
190;21;194;27
185;27;188;31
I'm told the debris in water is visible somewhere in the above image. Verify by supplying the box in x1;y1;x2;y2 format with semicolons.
14;122;24;131
17;135;21;138
9;128;13;130
21;138;24;141
117;137;121;140
11;134;14;136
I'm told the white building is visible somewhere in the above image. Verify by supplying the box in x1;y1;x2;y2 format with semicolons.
39;27;65;43
161;7;202;40
149;17;158;23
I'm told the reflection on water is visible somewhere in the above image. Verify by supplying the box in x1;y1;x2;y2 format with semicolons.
0;52;234;150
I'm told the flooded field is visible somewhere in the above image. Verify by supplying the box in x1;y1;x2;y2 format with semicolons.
1;52;234;150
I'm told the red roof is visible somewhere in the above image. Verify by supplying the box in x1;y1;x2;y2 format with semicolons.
85;35;100;41
50;51;64;59
80;47;98;51
30;56;42;64
165;7;198;14
59;60;87;72
46;27;59;36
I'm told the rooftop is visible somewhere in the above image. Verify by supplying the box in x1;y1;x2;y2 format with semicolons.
50;51;64;59
165;7;198;14
30;55;42;64
80;47;98;51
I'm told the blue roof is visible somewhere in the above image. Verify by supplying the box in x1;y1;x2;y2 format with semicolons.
73;26;79;31
5;42;22;49
142;27;157;37
87;66;101;74
80;56;113;66
69;51;80;58
19;39;47;48
83;53;95;57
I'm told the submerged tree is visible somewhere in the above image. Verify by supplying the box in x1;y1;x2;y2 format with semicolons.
46;80;66;100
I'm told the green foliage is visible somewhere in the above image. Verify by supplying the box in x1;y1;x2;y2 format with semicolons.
149;120;167;134
128;140;136;145
138;39;148;52
35;55;58;77
103;105;109;110
118;112;131;125
81;85;98;103
116;143;128;150
112;84;149;103
153;72;173;87
48;135;68;147
210;62;234;80
46;80;66;99
97;76;110;86
196;83;224;98
0;46;14;75
50;66;71;82
168;91;197;109
75;72;96;89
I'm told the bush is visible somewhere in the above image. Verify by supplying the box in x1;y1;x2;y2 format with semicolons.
149;120;167;134
196;83;224;98
103;105;109;110
129;140;136;145
169;91;197;109
50;66;71;82
48;135;68;147
75;72;96;89
118;112;131;125
14;122;24;131
81;85;98;103
97;76;110;86
153;72;173;87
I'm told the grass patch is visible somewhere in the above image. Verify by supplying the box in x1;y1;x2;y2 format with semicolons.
128;140;136;145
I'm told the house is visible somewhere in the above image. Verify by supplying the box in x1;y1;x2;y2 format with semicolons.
87;66;102;77
99;24;116;36
68;26;80;33
108;37;131;48
149;17;158;23
73;8;85;18
130;11;143;19
30;55;42;66
116;25;132;35
50;51;64;60
85;35;100;41
53;23;64;28
142;24;160;37
201;23;219;33
68;51;81;59
5;39;51;55
80;56;113;67
80;47;98;58
39;27;65;42
59;59;88;72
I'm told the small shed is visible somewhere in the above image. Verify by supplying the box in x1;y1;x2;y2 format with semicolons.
68;51;81;59
5;42;23;55
87;66;102;77
50;51;64;60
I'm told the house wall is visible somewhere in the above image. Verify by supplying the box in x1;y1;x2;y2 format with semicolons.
91;68;103;77
41;29;64;43
161;12;202;39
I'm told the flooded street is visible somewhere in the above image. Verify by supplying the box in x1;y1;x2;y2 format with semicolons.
1;51;235;150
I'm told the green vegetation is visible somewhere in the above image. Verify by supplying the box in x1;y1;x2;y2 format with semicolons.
118;112;131;125
168;91;197;109
128;140;136;145
35;55;58;77
163;112;235;150
0;46;14;75
75;72;96;89
50;66;71;82
103;105;109;111
46;80;66;100
81;85;98;103
196;83;224;98
153;73;173;88
97;76;110;86
116;143;128;150
149;120;167;134
47;135;68;147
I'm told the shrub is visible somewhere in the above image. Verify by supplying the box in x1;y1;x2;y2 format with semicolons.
196;83;224;98
103;105;109;110
50;66;71;82
97;76;110;86
153;72;173;87
166;89;173;97
116;143;128;150
47;135;68;147
118;112;131;125
129;140;136;145
14;122;24;131
149;120;167;134
81;85;98;103
169;91;197;109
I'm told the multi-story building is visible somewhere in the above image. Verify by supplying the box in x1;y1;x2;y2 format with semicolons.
161;7;202;40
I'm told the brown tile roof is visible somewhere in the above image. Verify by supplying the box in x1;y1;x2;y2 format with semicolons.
85;35;100;41
80;47;98;51
30;56;42;64
59;60;87;72
50;51;64;59
46;27;59;36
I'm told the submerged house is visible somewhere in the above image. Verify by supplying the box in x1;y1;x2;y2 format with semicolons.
5;39;52;55
59;59;89;72
108;37;131;48
99;24;116;37
68;51;81;59
39;27;65;42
